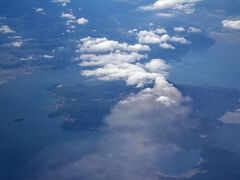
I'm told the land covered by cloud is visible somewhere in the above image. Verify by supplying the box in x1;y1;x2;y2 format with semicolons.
28;33;200;180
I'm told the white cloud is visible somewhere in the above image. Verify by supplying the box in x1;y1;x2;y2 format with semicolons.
35;8;44;12
156;13;175;17
137;30;170;44
77;37;172;87
61;12;76;19
128;28;138;34
145;59;169;72
8;36;22;39
43;55;54;59
77;37;151;53
188;27;201;32
139;0;202;14
9;41;23;47
52;0;71;3
0;25;15;34
219;110;240;124
77;18;89;25
19;56;34;61
170;36;190;44
81;62;164;87
52;0;70;6
79;51;147;67
222;19;240;30
66;29;73;33
156;96;177;106
155;28;167;34
65;19;74;26
159;42;175;49
149;22;154;26
136;29;190;49
174;27;186;32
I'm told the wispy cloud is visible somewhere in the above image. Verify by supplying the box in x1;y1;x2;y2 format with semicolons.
61;12;76;19
0;25;15;34
174;27;186;32
156;13;175;17
188;27;201;33
9;41;24;47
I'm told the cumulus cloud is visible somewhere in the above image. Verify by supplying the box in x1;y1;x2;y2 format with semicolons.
219;110;240;124
145;59;170;72
222;19;240;30
61;12;76;19
76;35;178;87
128;28;138;34
77;37;151;53
139;0;202;14
159;42;176;49
79;51;147;67
170;36;190;44
174;27;186;32
61;14;88;31
136;29;190;49
0;25;15;34
82;61;170;88
137;30;170;44
188;27;201;33
77;18;89;25
155;28;167;34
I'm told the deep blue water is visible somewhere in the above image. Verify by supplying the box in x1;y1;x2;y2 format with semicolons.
0;66;99;179
169;42;240;89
